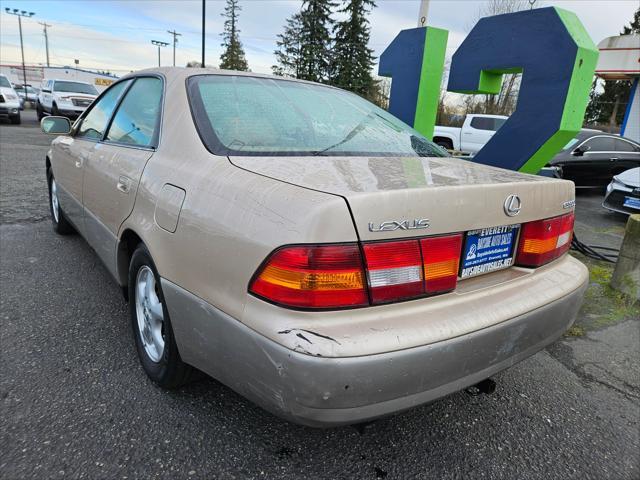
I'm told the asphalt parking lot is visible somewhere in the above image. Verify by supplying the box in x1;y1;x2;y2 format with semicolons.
1;110;638;480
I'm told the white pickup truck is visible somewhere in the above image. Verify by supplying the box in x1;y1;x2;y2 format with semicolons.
433;114;507;154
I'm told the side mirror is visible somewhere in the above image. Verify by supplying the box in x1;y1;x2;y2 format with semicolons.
572;145;589;156
41;116;71;135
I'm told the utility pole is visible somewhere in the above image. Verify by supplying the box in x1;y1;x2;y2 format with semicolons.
151;40;169;67
417;0;430;27
38;21;52;67
201;0;206;67
167;29;182;67
5;8;35;89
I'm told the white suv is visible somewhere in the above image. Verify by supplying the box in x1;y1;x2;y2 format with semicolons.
0;74;21;124
37;79;98;120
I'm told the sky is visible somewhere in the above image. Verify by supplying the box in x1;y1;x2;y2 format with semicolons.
0;0;638;76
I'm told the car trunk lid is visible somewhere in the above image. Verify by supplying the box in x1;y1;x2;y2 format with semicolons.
229;155;575;241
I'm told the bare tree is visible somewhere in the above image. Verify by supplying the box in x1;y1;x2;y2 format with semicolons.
464;0;541;116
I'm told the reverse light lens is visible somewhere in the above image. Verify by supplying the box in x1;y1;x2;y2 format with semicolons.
516;213;574;267
421;234;463;293
249;244;368;309
363;240;423;304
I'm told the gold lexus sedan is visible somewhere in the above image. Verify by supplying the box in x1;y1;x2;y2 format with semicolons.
41;68;588;427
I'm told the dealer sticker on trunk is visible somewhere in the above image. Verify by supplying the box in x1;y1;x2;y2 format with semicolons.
460;225;520;279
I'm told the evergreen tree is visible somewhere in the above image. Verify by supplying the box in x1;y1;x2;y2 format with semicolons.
331;0;376;97
298;0;337;83
219;0;249;71
272;13;303;77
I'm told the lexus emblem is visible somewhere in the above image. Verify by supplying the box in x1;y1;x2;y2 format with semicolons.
504;194;521;217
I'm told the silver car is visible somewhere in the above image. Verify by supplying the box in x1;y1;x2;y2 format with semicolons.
40;68;588;426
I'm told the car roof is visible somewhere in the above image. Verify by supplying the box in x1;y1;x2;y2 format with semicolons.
120;67;340;90
575;129;640;145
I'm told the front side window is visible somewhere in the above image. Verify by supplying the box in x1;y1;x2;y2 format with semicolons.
188;75;448;157
105;77;163;147
76;80;131;140
584;136;615;152
54;81;98;95
0;76;11;88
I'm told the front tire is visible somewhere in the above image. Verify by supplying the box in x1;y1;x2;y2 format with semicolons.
129;244;194;389
10;113;21;125
52;103;60;116
47;171;74;235
36;102;44;120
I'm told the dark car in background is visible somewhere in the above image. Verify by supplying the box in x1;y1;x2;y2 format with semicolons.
549;130;640;187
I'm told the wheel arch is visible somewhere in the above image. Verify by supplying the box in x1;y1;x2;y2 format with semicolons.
117;228;144;293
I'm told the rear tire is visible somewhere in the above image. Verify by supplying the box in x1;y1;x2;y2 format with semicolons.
434;138;454;150
129;244;195;389
47;171;74;235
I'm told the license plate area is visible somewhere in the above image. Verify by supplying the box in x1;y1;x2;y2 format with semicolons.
623;196;640;210
460;224;520;279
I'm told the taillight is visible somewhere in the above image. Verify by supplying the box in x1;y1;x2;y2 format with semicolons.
362;234;462;305
250;234;463;309
516;212;574;267
249;244;368;309
363;240;423;304
421;234;463;293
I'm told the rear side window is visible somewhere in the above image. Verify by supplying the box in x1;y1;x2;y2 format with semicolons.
614;139;639;152
470;116;505;131
105;77;162;147
76;80;131;140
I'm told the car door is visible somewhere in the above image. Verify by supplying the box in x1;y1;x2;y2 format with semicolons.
51;80;131;234
612;138;640;175
82;76;163;274
42;80;54;110
462;117;505;154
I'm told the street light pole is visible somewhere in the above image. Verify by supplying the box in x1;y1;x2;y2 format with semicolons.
151;40;169;67
38;21;52;67
417;0;430;27
201;0;206;67
167;29;182;67
5;8;35;89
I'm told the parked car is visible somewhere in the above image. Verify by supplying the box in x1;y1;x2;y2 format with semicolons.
40;68;587;427
548;130;640;187
14;84;39;107
0;74;21;124
603;167;640;214
36;79;98;120
433;114;508;153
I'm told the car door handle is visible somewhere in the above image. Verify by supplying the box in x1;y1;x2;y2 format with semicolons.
609;157;619;161
117;176;132;194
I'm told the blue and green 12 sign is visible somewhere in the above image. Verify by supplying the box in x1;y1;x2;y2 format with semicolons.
379;7;599;173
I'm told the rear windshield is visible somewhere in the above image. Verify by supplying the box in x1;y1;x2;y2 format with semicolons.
188;75;448;157
53;81;98;95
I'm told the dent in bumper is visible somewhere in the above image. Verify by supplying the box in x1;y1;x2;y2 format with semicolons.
162;273;588;427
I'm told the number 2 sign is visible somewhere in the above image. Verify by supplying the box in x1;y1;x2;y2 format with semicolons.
379;7;599;174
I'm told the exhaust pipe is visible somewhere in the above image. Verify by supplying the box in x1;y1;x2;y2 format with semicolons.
465;378;496;396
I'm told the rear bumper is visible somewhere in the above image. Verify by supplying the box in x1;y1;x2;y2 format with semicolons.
162;258;588;427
